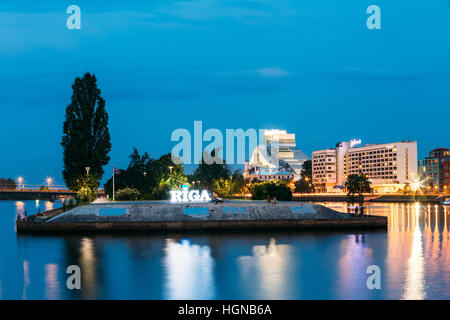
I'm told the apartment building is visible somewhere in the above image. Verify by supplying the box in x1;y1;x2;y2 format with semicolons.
418;148;450;191
312;140;418;193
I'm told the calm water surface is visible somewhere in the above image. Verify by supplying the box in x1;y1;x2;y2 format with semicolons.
0;200;449;299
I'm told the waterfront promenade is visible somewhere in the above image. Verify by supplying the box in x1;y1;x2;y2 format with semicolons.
293;193;449;203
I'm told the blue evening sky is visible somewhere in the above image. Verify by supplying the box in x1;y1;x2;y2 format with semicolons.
0;1;449;186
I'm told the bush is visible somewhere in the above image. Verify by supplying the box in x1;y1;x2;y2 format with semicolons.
249;181;292;201
77;186;97;203
115;187;141;201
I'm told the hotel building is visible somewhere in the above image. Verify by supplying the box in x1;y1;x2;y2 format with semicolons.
418;148;450;192
312;140;418;193
245;129;309;181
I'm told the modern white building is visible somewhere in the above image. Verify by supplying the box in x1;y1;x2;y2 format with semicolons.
311;148;337;192
312;140;418;193
245;129;309;181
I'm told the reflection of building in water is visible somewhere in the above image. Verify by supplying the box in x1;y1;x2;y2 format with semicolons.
15;201;25;216
44;263;60;300
337;232;373;299
79;238;98;298
402;203;426;300
45;201;54;212
163;239;215;300
381;203;428;299
325;202;447;299
62;237;100;299
22;260;30;300
237;238;292;299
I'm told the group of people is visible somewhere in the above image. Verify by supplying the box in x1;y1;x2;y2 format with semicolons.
267;196;277;204
16;209;28;222
16;208;43;223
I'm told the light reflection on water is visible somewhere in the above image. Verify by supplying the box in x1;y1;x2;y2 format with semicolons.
237;238;292;299
0;200;449;299
163;239;215;300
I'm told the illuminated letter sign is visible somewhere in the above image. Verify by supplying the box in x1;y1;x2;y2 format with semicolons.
170;190;211;203
350;139;362;148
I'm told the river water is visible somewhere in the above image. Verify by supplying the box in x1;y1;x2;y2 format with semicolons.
0;200;448;299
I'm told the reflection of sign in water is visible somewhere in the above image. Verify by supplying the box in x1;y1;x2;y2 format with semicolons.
170;190;211;203
350;139;362;148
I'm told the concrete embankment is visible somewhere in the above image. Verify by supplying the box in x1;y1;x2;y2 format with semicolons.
16;201;387;234
293;194;447;203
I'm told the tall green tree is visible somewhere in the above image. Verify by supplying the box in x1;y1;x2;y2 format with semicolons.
61;73;111;191
294;160;314;193
191;149;231;191
300;159;312;180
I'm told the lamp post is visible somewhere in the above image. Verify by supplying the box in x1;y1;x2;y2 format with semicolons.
168;166;173;174
46;177;53;190
17;176;24;190
85;167;90;177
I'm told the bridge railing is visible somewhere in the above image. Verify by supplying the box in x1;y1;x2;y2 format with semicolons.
0;188;75;193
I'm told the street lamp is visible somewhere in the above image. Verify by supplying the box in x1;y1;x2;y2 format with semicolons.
45;177;53;189
168;166;173;174
17;176;24;189
85;167;90;177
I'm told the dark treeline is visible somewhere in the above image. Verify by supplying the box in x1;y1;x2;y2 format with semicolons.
104;148;187;200
0;178;16;189
104;148;248;200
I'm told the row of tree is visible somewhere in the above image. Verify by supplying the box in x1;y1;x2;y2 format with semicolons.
0;178;16;189
103;148;187;200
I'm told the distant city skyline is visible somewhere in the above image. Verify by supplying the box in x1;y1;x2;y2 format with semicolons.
1;1;449;185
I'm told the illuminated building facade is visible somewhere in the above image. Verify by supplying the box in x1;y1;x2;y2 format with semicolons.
313;140;418;193
311;149;337;192
246;129;309;181
418;148;450;192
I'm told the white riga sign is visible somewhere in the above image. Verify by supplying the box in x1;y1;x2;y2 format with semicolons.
170;190;212;203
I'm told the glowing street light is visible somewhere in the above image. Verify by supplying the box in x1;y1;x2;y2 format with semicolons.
45;176;54;189
410;178;424;193
168;166;173;174
16;176;25;189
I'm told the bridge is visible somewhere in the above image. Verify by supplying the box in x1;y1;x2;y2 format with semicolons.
0;188;76;200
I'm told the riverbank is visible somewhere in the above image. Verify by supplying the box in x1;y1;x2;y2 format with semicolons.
16;201;387;234
293;194;448;203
